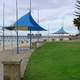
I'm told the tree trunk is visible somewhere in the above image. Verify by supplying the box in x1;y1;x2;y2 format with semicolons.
78;26;80;35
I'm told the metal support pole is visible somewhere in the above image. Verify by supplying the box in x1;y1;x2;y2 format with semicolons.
30;29;32;49
29;0;32;49
37;9;40;43
3;2;5;50
48;25;50;41
16;0;19;54
30;0;31;12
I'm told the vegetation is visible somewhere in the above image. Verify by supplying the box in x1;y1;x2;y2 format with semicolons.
73;0;80;34
24;42;80;80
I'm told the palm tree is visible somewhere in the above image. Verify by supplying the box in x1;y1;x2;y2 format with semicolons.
73;0;80;34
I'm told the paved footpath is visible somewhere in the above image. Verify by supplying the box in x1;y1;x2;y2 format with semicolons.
0;48;33;80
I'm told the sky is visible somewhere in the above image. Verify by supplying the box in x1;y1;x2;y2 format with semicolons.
0;0;79;35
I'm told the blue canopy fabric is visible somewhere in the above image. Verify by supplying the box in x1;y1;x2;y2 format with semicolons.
15;11;46;31
53;27;68;34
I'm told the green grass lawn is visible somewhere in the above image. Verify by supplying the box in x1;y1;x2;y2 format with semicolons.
24;41;80;80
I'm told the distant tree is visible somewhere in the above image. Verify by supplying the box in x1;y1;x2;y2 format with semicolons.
73;0;80;34
74;17;80;31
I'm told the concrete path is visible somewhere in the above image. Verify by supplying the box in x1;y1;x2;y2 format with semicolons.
0;48;33;80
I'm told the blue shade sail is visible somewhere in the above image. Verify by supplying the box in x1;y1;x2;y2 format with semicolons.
54;27;68;34
15;11;46;31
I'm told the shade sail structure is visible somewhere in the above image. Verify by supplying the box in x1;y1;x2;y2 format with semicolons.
15;11;46;31
4;26;15;30
4;12;46;31
53;27;68;34
4;11;46;50
4;26;28;31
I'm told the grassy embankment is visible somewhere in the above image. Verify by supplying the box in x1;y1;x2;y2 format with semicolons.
24;41;80;80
